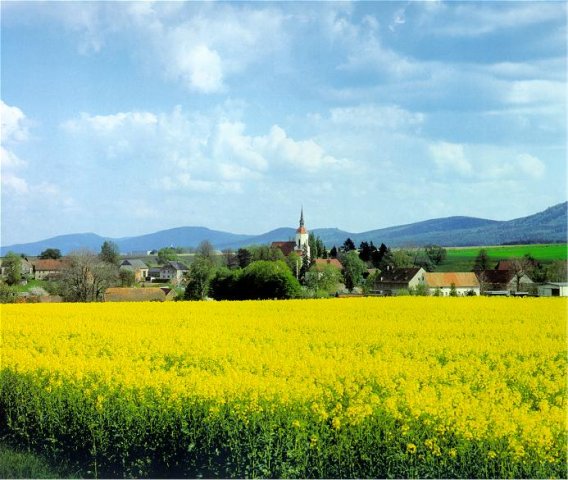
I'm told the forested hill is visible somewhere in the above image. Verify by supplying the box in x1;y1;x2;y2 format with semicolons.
2;202;566;255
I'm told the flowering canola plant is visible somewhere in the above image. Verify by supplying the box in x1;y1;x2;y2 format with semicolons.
1;297;566;478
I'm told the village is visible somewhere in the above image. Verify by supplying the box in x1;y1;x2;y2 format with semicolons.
1;210;566;303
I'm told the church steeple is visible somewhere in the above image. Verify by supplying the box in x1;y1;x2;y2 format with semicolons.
295;207;310;259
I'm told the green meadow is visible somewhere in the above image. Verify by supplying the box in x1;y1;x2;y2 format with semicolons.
436;244;567;272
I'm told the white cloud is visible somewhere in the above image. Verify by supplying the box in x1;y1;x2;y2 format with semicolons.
328;104;424;130
426;2;565;37
505;80;566;106
1;100;28;143
61;106;345;197
1;172;29;194
517;153;545;179
429;142;472;176
63;111;158;133
1;146;26;169
170;43;224;93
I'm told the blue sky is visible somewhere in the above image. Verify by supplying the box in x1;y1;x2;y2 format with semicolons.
1;1;566;246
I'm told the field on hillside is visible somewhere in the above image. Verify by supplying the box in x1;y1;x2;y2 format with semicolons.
436;243;567;272
1;299;567;478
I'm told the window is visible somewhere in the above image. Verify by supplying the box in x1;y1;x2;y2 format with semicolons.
552;288;560;297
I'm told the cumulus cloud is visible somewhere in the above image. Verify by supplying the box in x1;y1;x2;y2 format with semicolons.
1;100;28;143
429;142;472;176
517;153;545;178
61;106;345;195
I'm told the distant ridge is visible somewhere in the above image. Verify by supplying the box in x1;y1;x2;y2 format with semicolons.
2;202;566;256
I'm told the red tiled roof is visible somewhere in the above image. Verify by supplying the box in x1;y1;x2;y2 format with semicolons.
271;241;296;256
33;259;67;271
424;272;479;288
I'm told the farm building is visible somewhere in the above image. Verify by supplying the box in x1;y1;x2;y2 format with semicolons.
104;287;175;302
538;282;568;297
32;259;67;280
370;267;425;295
159;261;189;284
119;259;149;282
313;258;342;270
476;270;533;294
424;272;480;296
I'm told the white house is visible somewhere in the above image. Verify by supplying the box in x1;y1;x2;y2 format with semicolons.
159;261;189;284
538;282;568;297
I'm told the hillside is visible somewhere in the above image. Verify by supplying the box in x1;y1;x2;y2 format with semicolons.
2;202;566;255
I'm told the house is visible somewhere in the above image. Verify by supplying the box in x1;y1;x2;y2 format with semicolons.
0;257;34;278
313;258;342;270
370;267;426;295
32;259;67;280
104;287;175;302
537;282;568;297
271;208;311;259
476;270;533;294
159;261;189;284
424;272;480;296
120;259;149;282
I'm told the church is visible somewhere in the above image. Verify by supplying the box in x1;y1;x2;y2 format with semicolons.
271;208;311;259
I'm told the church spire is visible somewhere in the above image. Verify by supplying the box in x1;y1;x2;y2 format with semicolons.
299;206;304;228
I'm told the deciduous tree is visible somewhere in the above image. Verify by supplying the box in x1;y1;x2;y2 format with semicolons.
3;252;22;286
61;250;118;302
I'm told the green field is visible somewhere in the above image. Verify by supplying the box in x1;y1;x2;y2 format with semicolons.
436;243;567;272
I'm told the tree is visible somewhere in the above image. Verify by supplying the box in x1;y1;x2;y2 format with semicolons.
0;283;17;303
196;240;216;262
299;244;311;284
359;241;375;263
545;260;568;283
449;282;457;297
340;250;366;292
222;249;239;269
425;245;447;266
342;238;356;252
157;247;178;265
238;260;301;300
285;251;302;279
236;248;252;268
509;257;532;292
392;249;413;268
61;250;118;302
39;248;62;260
250;245;285;262
3;252;22;286
99;241;120;266
119;269;136;287
329;246;338;259
184;256;216;300
209;267;241;300
472;249;490;272
371;243;388;268
306;263;342;297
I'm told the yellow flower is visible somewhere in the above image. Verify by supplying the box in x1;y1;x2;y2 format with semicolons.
332;417;341;430
407;443;417;454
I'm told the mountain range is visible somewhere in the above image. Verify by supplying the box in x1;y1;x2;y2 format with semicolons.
2;202;566;256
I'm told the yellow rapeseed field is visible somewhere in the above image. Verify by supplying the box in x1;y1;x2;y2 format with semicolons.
1;297;566;478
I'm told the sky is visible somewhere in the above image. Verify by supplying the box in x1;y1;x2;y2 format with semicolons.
1;1;566;246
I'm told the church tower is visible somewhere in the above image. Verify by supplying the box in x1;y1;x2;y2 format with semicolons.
295;207;310;258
